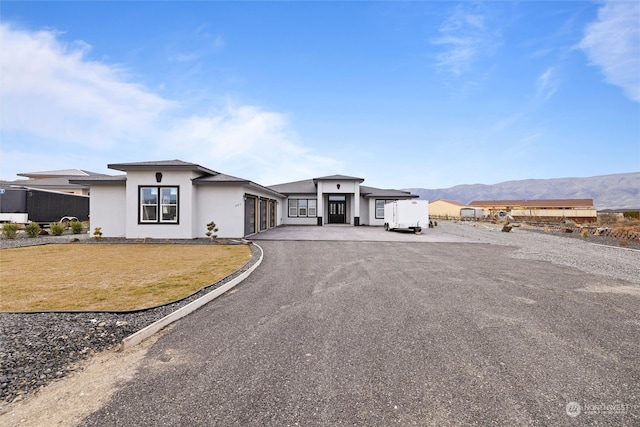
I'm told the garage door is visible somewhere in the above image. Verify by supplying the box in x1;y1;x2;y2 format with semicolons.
259;198;267;231
244;196;256;236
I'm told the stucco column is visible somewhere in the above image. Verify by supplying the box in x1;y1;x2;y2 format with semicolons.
353;183;360;226
316;181;323;226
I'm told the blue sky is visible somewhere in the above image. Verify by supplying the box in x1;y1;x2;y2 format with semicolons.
1;1;638;189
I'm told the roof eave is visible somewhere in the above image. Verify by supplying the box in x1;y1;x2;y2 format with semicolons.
313;177;365;184
108;162;218;176
69;177;127;185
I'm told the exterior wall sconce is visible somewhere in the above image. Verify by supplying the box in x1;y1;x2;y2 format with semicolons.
155;172;163;183
337;184;341;189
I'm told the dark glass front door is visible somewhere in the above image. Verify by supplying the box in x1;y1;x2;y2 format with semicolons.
328;200;346;223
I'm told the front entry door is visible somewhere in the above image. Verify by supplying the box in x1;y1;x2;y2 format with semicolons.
328;200;346;224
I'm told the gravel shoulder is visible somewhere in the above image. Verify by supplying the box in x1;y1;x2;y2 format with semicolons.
436;221;640;286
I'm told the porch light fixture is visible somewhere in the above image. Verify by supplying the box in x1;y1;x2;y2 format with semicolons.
155;172;163;183
337;184;340;189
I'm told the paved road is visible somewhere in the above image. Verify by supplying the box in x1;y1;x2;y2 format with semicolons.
81;240;639;426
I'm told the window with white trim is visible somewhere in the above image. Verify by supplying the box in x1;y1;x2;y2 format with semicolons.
308;199;317;217
288;199;317;217
298;199;307;216
375;199;396;219
140;186;179;223
289;199;298;217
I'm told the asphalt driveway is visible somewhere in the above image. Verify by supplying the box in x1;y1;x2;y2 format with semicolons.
80;239;639;426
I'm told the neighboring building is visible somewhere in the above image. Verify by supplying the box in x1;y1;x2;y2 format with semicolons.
1;169;108;196
70;160;418;239
17;169;99;179
428;199;470;220
469;199;597;223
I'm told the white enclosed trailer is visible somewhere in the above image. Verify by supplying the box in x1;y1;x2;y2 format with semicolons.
384;200;429;233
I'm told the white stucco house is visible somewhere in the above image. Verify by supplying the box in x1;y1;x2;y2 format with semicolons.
71;160;418;239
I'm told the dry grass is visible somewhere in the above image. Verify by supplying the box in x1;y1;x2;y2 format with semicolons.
0;244;251;312
613;221;640;234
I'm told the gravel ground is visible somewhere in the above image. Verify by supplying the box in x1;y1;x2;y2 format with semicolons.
437;221;640;286
0;237;261;406
1;223;638;408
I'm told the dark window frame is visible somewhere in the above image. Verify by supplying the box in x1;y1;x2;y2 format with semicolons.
138;185;180;224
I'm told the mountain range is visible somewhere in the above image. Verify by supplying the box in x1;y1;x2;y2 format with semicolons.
405;172;640;210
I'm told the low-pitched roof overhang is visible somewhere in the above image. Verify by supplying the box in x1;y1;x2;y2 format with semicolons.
107;160;218;175
313;174;364;184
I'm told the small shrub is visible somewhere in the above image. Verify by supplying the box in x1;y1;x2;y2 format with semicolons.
580;229;589;238
93;227;103;240
623;211;640;219
206;221;218;239
49;222;65;236
2;223;19;239
70;220;84;234
25;222;41;238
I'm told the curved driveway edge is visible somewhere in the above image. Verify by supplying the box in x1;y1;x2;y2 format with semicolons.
118;243;264;351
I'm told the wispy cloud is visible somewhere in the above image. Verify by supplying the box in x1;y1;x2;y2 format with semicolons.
167;52;200;63
536;67;559;101
212;35;225;50
193;24;226;50
431;4;500;76
579;0;640;102
489;112;526;133
0;23;338;182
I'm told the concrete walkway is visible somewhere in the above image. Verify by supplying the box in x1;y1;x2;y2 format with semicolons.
249;224;477;243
